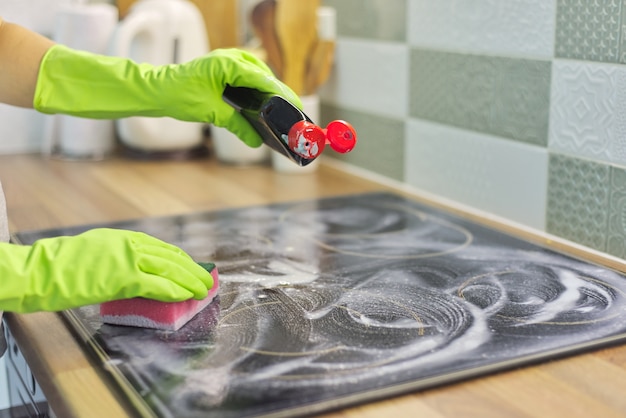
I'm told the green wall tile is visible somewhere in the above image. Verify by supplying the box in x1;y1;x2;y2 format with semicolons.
321;104;405;181
607;166;626;258
546;153;610;251
621;6;626;63
555;0;622;63
410;50;493;133
491;59;551;145
323;0;407;42
318;0;625;260
409;48;550;147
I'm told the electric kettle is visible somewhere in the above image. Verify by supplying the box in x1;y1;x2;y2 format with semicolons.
110;0;208;153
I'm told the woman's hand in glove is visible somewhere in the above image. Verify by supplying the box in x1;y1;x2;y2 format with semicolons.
0;228;214;313
34;46;302;147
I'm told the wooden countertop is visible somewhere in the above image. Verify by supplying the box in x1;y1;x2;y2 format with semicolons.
2;153;626;418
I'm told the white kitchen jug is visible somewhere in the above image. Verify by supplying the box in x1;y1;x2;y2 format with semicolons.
110;0;208;152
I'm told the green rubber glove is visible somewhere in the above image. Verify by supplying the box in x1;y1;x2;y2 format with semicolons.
0;228;214;313
33;45;302;147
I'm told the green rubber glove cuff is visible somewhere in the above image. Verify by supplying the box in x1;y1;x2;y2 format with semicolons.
34;45;302;147
0;229;214;313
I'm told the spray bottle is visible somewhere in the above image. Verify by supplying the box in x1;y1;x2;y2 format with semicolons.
222;85;357;166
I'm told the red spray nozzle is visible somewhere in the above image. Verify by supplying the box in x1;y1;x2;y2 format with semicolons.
325;120;357;153
287;120;357;159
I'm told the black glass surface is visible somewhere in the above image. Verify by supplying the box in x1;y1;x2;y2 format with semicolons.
13;192;626;418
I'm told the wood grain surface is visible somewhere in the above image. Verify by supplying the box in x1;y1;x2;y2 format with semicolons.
275;0;319;95
2;154;626;417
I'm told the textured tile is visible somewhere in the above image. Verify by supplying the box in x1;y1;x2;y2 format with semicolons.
322;0;407;42
410;50;493;132
555;0;622;63
319;39;408;119
409;49;550;146
491;59;552;146
405;119;548;230
408;0;555;59
546;153;610;251
549;60;626;165
607;166;626;258
321;104;405;181
621;7;626;63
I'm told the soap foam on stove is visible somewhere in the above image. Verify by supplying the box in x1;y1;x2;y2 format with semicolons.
224;259;319;286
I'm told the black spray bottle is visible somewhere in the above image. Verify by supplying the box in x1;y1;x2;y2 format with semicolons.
222;85;357;167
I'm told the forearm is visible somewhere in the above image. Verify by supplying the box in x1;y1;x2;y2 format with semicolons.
0;17;55;108
0;21;299;145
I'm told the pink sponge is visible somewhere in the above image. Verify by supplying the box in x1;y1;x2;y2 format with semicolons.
100;263;219;331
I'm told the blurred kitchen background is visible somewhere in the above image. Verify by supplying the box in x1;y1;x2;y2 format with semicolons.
1;2;626;407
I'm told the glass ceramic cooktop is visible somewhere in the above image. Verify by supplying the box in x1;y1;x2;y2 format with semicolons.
13;192;626;418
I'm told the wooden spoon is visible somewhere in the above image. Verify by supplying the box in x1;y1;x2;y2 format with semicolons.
275;0;319;95
304;7;336;95
251;0;283;79
189;0;239;49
